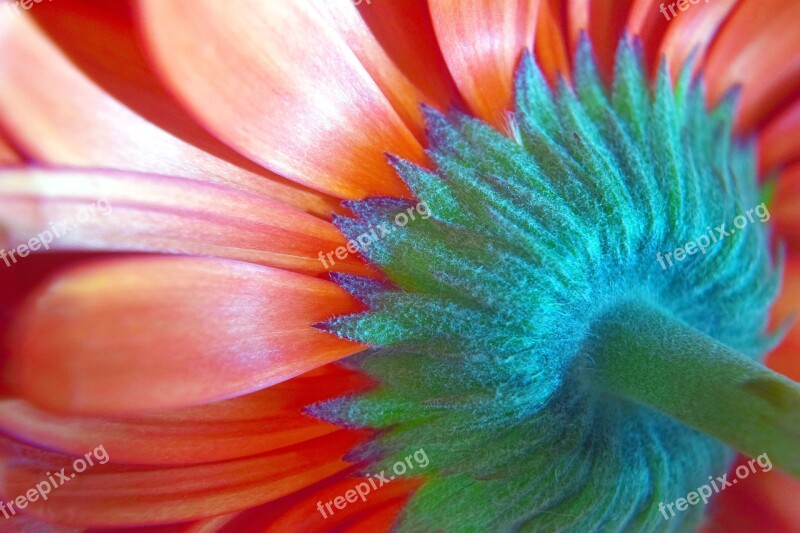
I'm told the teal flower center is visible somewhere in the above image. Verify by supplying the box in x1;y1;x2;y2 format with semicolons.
312;36;779;531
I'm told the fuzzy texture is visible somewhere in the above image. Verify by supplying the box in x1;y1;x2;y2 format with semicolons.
312;36;780;531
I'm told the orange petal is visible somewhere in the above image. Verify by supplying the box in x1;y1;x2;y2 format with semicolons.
429;0;540;131
0;13;337;218
6;256;368;415
656;0;738;82
766;257;800;382
306;1;437;141
0;365;371;466
703;0;800;133
759;96;800;174
0;252;113;383
568;0;634;82
768;165;800;380
535;0;571;85
29;1;320;195
138;0;422;200
0;168;373;277
0;429;368;526
356;0;461;109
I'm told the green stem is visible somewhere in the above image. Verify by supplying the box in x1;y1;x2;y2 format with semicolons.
590;302;800;478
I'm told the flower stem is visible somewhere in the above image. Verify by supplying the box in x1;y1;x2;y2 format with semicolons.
590;302;800;478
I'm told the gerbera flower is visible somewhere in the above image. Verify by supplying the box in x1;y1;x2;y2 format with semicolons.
0;0;798;530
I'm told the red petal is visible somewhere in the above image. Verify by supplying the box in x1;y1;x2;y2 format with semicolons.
568;0;634;82
340;497;411;531
702;456;800;532
6;257;367;415
0;514;71;532
357;0;461;109
773;162;800;251
626;0;669;73
0;365;372;466
0;132;21;165
0;168;373;277
138;0;422;200
759;97;800;174
0;430;368;526
535;0;571;85
429;0;540;131
0;14;337;217
704;0;800;133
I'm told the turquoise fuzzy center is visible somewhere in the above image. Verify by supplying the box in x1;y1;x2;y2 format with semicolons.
312;36;779;531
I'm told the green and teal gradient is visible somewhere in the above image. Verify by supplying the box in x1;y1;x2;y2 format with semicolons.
311;35;787;531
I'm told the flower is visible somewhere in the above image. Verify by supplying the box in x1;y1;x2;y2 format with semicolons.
0;0;798;530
